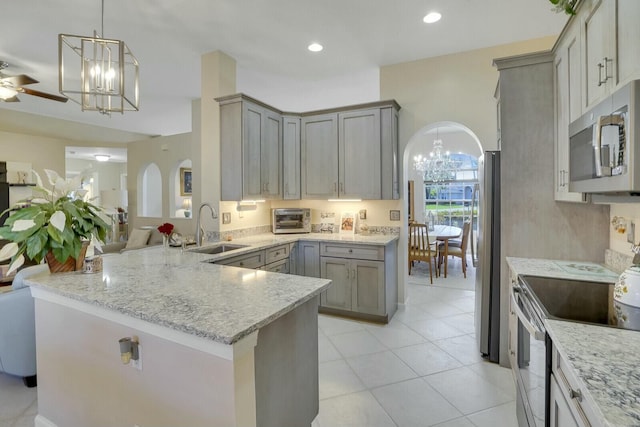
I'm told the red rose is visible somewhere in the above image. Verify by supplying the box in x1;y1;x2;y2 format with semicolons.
158;223;174;236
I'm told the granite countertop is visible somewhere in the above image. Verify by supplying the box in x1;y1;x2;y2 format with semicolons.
505;257;620;283
507;257;640;426
545;319;640;427
25;247;331;345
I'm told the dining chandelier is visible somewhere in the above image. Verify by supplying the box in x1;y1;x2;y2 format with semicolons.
58;0;139;115
413;136;461;183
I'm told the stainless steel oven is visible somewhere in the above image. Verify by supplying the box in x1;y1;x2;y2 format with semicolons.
511;278;549;427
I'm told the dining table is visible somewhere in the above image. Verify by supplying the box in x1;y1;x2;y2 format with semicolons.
428;224;462;278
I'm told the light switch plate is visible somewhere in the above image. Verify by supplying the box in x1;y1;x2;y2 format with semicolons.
222;212;231;224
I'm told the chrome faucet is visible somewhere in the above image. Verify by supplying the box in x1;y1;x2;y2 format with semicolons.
196;202;218;246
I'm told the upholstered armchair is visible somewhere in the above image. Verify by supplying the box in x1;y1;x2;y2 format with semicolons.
0;264;49;387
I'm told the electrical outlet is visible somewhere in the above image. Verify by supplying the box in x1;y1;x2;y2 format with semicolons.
222;212;231;224
131;344;142;371
359;209;367;220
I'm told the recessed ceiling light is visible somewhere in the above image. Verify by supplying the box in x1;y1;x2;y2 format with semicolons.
95;154;110;162
423;12;442;24
308;43;323;52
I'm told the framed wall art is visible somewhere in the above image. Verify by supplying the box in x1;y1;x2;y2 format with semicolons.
180;168;192;196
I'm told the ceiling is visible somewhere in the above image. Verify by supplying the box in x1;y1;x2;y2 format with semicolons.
0;0;568;143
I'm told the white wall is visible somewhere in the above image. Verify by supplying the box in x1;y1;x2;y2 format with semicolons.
237;67;380;112
127;132;194;233
380;36;558;304
0;130;67;176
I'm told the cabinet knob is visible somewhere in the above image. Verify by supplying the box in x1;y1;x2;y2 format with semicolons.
348;249;353;253
569;388;583;402
239;262;244;266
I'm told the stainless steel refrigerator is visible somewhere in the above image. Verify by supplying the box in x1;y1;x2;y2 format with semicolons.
472;151;500;363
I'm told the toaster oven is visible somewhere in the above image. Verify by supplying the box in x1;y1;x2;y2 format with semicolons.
272;208;311;234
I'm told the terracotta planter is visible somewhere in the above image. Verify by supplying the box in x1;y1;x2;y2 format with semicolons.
45;241;89;273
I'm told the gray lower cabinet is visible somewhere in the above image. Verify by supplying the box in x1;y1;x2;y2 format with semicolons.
318;242;396;322
215;250;266;269
215;243;291;271
551;341;598;426
549;373;580;427
296;241;321;278
320;257;385;316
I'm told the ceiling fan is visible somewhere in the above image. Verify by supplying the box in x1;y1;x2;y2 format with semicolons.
0;61;68;103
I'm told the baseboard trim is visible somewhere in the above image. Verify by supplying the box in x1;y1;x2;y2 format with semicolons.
35;414;58;427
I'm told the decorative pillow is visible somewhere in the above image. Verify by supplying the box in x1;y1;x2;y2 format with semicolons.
125;229;151;249
147;228;164;245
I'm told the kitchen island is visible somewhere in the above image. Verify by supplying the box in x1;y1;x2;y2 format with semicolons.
25;247;332;427
507;257;640;427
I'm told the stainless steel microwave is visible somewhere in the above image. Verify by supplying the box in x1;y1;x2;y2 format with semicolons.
569;79;640;194
272;208;311;234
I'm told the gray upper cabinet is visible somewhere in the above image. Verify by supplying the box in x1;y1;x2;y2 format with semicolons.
219;95;400;201
301;113;339;199
283;115;301;200
217;94;282;201
582;0;640;110
301;101;400;200
339;108;381;199
381;106;400;200
552;0;640;202
554;24;585;203
583;0;611;108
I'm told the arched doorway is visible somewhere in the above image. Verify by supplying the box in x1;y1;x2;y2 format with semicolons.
399;121;484;303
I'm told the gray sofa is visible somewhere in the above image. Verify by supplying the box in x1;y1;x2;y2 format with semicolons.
98;227;165;254
0;264;49;387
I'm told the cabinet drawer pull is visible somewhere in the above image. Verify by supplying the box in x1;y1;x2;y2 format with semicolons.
569;388;583;402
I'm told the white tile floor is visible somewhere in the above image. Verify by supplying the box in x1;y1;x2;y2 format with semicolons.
0;258;517;427
312;259;518;427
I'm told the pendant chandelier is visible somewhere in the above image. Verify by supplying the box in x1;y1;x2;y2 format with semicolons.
413;131;461;183
58;0;139;116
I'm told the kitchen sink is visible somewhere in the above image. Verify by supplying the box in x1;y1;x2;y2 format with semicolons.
520;275;616;326
189;243;248;255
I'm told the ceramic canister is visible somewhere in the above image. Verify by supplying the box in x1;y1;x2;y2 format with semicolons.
614;266;640;330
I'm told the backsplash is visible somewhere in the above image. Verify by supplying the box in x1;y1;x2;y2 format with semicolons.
208;223;400;242
605;248;634;274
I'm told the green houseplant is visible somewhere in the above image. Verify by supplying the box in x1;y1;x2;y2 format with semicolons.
549;0;577;15
0;169;110;274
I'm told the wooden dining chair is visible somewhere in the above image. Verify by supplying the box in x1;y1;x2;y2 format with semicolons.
408;223;439;284
439;221;471;278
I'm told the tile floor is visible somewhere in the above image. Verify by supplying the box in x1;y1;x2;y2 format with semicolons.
312;259;518;427
0;258;517;427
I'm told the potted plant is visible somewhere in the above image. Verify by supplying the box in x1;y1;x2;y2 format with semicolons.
549;0;577;15
0;169;110;274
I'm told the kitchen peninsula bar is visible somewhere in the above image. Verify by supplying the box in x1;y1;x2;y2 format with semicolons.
25;247;331;427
